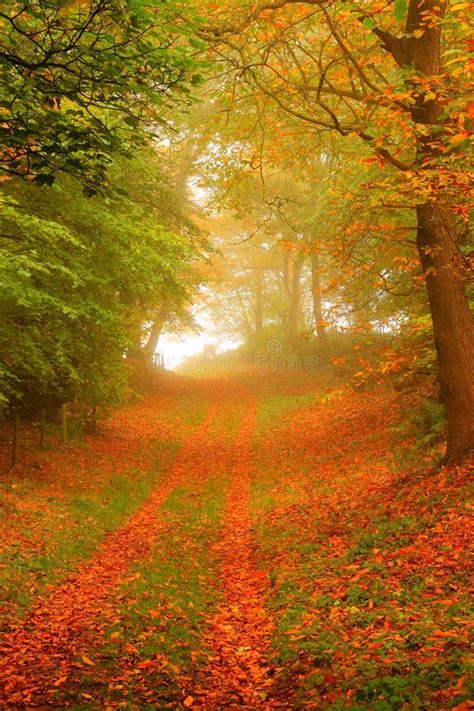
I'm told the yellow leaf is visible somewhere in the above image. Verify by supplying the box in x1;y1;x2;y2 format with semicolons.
449;132;468;143
444;56;465;67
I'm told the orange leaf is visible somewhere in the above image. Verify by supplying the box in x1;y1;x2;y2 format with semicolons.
53;675;68;687
81;654;95;666
183;696;194;708
449;132;468;144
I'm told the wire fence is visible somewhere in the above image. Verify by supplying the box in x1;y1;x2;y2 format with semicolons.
0;403;98;474
1;355;166;474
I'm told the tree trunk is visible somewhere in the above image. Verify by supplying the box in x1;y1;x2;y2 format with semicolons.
408;1;474;461
254;268;263;335
311;252;328;346
142;305;168;360
287;256;304;342
416;199;474;461
235;289;253;341
142;320;164;359
379;0;474;461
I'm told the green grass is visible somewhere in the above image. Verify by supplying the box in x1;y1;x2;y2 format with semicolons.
0;440;180;621
178;395;211;428
255;393;315;435
0;395;212;622
59;475;227;706
249;389;473;709
209;399;246;440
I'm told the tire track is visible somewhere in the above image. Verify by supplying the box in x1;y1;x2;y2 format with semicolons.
0;399;222;706
191;391;283;708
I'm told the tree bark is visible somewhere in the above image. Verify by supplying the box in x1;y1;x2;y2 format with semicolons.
408;1;474;460
379;0;474;461
142;305;168;360
311;252;328;346
287;256;304;342
416;200;474;461
254;268;264;335
235;289;253;341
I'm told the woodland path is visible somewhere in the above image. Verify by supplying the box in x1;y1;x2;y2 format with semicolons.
1;372;471;709
0;376;282;708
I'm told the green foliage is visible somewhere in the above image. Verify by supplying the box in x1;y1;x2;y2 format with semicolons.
0;194;107;408
0;0;206;190
392;399;447;466
393;0;408;22
0;147;205;413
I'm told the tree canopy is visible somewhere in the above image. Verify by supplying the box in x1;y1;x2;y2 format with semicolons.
0;0;206;189
0;0;472;462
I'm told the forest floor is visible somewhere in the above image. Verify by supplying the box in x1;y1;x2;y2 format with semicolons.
0;370;472;709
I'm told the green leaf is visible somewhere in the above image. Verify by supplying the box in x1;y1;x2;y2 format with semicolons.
363;17;375;29
394;0;408;22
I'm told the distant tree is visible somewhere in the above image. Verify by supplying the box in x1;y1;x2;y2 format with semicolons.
201;0;474;461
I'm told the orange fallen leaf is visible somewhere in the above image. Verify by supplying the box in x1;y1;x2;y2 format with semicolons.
82;654;95;666
183;696;194;707
53;675;68;687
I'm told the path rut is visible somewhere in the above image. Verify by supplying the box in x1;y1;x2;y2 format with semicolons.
0;401;221;706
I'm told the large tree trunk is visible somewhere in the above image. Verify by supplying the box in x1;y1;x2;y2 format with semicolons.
377;0;474;461
416;200;474;461
311;252;328;346
142;320;164;358
409;2;474;461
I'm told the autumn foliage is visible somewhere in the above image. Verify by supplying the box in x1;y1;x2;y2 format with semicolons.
0;0;473;706
0;371;472;707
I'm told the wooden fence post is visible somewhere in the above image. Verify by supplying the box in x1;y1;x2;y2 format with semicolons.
39;408;46;450
11;411;19;470
61;404;68;445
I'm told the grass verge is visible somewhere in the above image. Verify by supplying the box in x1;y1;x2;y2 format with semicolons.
60;476;227;707
251;386;473;709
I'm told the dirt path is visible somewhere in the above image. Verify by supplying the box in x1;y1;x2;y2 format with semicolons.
1;374;470;709
191;392;283;708
0;399;223;706
0;380;285;708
